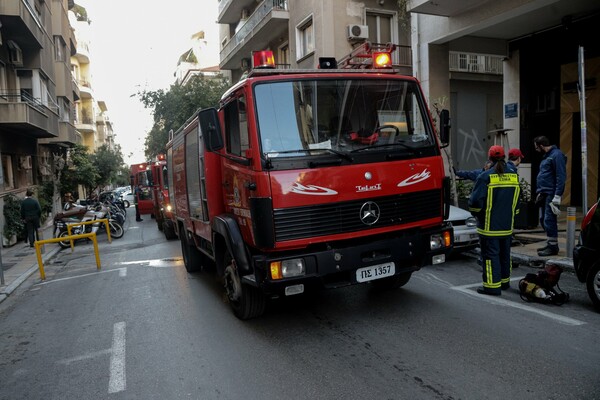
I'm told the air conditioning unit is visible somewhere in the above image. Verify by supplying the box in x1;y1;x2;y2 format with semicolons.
19;155;32;170
7;40;23;67
347;24;369;40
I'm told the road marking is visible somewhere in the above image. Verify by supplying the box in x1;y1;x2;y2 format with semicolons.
108;322;126;394
35;267;127;285
57;349;112;365
116;257;183;268
451;277;586;326
55;321;127;394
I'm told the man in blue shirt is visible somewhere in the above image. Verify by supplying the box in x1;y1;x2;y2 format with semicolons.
534;136;567;256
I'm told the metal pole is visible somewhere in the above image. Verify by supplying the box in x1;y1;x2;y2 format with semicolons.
566;207;577;258
578;46;588;213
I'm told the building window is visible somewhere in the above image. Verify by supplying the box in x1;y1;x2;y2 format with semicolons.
54;36;66;62
296;16;314;61
366;11;398;62
278;43;290;68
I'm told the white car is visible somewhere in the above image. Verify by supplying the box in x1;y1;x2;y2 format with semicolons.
446;205;479;253
118;189;134;208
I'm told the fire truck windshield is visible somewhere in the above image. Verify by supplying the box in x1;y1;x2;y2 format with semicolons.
254;79;435;159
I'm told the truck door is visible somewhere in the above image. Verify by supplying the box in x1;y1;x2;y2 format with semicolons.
221;93;257;244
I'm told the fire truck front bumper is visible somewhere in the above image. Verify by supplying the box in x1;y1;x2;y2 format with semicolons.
247;224;453;296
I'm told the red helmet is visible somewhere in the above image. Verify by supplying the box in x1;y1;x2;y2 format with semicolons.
508;148;525;159
488;145;505;160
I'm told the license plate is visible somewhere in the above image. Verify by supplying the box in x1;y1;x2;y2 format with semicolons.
356;262;395;283
455;233;478;242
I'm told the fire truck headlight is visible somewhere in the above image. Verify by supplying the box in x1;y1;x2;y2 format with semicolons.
166;204;172;212
270;259;305;280
430;231;452;250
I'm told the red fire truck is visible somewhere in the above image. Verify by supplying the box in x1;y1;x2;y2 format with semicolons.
130;156;176;238
166;46;453;319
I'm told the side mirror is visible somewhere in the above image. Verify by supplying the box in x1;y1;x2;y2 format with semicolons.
198;108;224;152
439;109;450;148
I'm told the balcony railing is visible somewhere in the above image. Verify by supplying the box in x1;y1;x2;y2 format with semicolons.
449;51;504;75
0;90;46;113
220;0;288;60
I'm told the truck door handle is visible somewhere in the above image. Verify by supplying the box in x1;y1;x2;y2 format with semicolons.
245;182;257;191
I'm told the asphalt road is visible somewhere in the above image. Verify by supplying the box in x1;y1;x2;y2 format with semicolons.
0;211;599;400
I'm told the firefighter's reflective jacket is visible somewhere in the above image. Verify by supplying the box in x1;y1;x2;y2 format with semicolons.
468;163;520;237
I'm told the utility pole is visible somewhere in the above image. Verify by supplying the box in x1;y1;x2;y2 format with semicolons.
578;46;588;213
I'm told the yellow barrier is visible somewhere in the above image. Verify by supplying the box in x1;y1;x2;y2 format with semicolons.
66;218;112;251
34;233;101;280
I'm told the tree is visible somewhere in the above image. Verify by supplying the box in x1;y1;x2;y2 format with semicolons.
137;75;230;159
91;144;125;190
59;144;98;197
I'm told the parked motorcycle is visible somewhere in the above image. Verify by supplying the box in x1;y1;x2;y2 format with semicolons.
54;203;124;248
573;197;600;312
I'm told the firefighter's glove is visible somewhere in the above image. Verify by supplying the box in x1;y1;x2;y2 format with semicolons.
550;202;561;216
552;195;561;206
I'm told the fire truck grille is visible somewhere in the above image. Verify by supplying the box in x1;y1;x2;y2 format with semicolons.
273;189;442;242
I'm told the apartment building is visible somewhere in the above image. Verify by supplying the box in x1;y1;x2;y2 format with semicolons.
217;0;600;207
0;0;81;238
217;0;412;83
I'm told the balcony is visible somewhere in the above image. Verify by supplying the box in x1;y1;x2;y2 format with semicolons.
220;0;289;71
75;117;95;134
78;79;93;99
407;0;493;17
449;51;504;75
74;39;90;64
0;0;45;48
0;90;58;138
39;121;81;146
218;0;255;24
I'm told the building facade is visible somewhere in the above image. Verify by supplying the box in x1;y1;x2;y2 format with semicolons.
217;0;600;208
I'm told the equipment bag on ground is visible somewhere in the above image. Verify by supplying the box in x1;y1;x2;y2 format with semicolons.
519;263;569;305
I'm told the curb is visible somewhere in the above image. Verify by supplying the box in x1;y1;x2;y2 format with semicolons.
466;248;574;272
0;245;62;303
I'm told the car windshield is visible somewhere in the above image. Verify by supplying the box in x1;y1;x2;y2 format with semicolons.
254;78;435;158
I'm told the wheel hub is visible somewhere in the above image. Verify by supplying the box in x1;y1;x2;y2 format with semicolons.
224;265;241;302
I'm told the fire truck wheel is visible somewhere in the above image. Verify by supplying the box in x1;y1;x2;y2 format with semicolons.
180;226;202;273
371;272;412;290
223;251;265;319
163;221;177;240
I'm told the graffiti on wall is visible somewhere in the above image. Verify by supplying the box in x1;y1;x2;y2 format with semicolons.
458;128;486;168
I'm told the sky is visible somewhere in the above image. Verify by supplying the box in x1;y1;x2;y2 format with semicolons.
76;0;219;165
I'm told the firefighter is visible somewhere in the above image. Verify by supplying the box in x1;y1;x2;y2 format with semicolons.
468;145;520;295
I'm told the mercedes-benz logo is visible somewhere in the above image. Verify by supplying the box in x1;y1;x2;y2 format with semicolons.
359;201;380;226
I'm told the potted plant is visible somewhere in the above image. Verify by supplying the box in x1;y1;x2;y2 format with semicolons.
514;178;538;229
455;179;474;210
3;194;24;247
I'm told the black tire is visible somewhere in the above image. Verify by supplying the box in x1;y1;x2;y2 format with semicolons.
222;250;265;319
585;262;600;312
57;230;73;249
371;272;413;290
123;200;130;208
163;220;177;240
109;221;124;239
180;225;202;273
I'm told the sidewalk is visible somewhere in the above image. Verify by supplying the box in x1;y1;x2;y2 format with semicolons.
0;221;61;304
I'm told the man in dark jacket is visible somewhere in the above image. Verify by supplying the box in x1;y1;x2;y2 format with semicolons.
469;146;520;295
534;136;567;256
20;188;42;248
